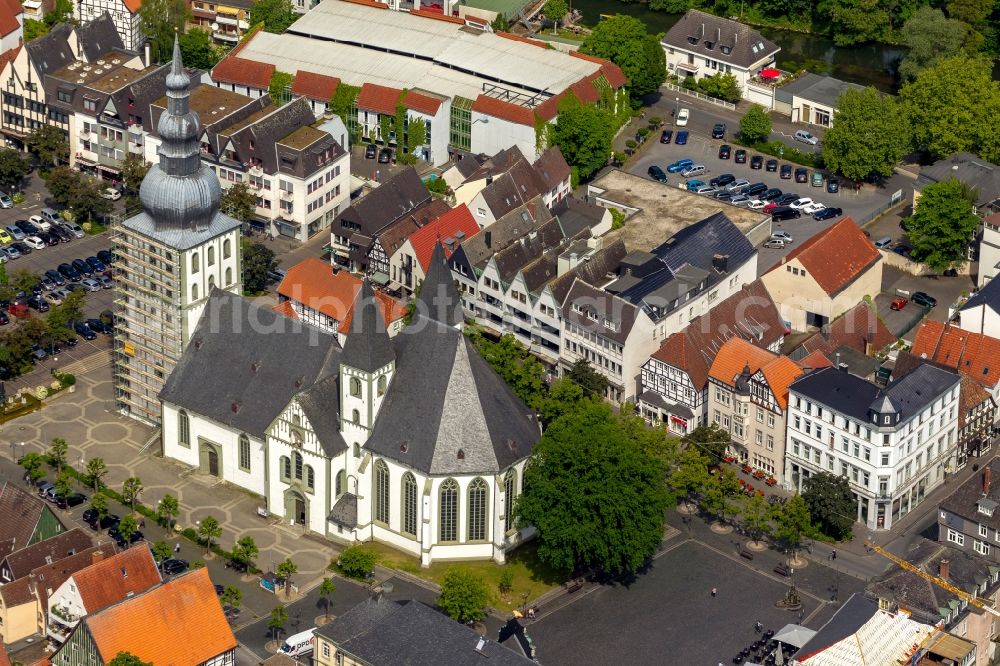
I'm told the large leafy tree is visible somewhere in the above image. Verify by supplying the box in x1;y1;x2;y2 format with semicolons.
822;87;910;181
898;8;968;81
773;494;811;561
802;472;856;540
739;104;772;144
697;72;742;104
684;424;731;463
818;0;891;45
178;28;220;70
548;96;613;182
901;56;1000;161
85;457;107;491
139;0;187;63
47;290;85;342
221;183;257;221
946;0;992;27
699;468;741;523
251;0;296;34
908;178;979;271
0;148;31;191
27;125;68;168
543;0;567;33
564;359;608;398
437;568;489;624
580;15;665;103
241;240;276;294
741;493;772;546
517;402;670;575
107;652;152;666
668;445;710;506
119;154;151;195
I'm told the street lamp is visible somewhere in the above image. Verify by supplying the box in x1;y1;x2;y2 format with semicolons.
675;97;679;118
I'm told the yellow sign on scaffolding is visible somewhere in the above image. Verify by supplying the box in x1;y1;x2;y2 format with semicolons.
123;341;135;356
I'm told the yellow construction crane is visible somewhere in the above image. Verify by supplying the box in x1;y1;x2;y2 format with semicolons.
865;540;1000;618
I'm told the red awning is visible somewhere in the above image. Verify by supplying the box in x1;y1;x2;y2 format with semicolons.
760;68;781;79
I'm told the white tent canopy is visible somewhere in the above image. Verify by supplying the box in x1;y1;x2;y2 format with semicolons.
772;624;817;649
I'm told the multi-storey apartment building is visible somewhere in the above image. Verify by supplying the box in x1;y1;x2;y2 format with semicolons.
706;337;803;480
786;363;961;531
189;0;252;45
939;462;1000;567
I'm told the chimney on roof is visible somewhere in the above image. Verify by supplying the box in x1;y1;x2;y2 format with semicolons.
486;176;493;185
939;559;950;581
455;230;465;241
712;254;729;273
985;467;992;496
444;237;455;250
839;363;849;373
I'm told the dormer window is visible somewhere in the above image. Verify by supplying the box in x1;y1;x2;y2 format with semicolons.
979;498;997;516
721;45;731;55
687;36;698;45
704;41;714;50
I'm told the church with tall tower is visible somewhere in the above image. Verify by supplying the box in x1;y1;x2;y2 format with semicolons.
158;242;542;566
112;39;242;425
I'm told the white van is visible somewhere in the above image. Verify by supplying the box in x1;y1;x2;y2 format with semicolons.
279;628;316;658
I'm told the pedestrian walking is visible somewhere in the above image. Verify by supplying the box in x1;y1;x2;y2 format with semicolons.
174;542;181;553
711;587;717;597
831;549;837;560
140;518;145;529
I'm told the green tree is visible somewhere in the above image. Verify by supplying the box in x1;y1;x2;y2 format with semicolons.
490;14;510;32
43;0;73;26
822;87;910;181
119;154;151;194
107;652;152;666
197;515;222;555
151;540;172;564
773;494;811;561
20;452;46;484
544;0;567;33
699;468;740;523
139;0;187;63
516;402;670;575
437;568;489;624
10;268;41;296
684;424;730;463
241;240;276;294
818;0;891;46
117;514;139;544
329;83;360;125
741;493;772;546
48;437;68;473
334;545;378;580
275;558;298;595
497;567;514;598
901;56;1000;161
802;471;856;540
178;28;220;70
53;469;73;499
907;178;979;271
697;72;742;104
90;492;108;519
0;148;31;191
24;19;48;41
121;477;143;513
220;585;242;610
267;605;288;641
668;445;710;506
580;15;665;104
946;0;992;27
47;290;85;342
564;359;608;397
71;178;113;223
231;535;258;572
898;8;968;81
739;104;772;143
46;166;82;207
548;96;613;182
27;125;68;168
251;0;296;33
268;70;293;106
158;494;179;528
537;378;590;425
318;577;336;620
220;183;257;222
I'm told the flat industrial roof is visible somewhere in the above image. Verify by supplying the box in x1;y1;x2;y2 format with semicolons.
588;170;770;252
243;0;603;105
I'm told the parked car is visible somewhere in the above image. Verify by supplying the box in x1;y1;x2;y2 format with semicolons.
727;179;751;192
61;222;85;239
789;198;814;210
813;207;843;220
780;164;792;180
893;244;911;257
8;302;29;317
58;263;81;282
39;232;59;246
364;143;377;159
87;317;113;334
750;155;763;169
15;220;37;234
81;278;102;292
47;289;66;305
734;149;747;164
714;191;736;202
795;168;809;184
747;200;768;210
72;259;94;276
771;206;801;221
647;165;668;183
771;231;794;243
5;225;24;241
73;320;97;340
827;178;840;194
676;108;690;126
763;201;781;214
685;179;705;192
890;296;908;311
161;558;189;575
681;165;706;178
98;275;112;289
55;492;86;509
709;173;735;187
763;239;786;249
50;224;72;243
794;129;819;145
83;510;120;531
101;188;122;201
377;148;393;163
45;269;66;286
774;193;799;206
0;193;13;209
97;249;114;265
108;525;143;546
765;159;778;172
802;202;826;215
24;236;45;250
718;144;731;159
0;228;10;244
26;295;49;312
730;195;753;206
28;215;49;232
812;172;824;187
742;183;768;197
695;186;718;195
711;123;726;139
659;129;673;144
761;188;783;201
667;159;694;173
675;130;688;145
1;245;20;260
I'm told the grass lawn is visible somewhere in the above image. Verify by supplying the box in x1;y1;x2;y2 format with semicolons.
351;541;565;610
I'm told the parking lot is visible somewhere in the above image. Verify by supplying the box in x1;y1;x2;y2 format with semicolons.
628;124;909;275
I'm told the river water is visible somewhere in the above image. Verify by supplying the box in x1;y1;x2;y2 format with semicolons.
570;0;905;91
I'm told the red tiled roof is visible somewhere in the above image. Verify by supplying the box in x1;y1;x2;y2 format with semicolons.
912;321;1000;388
343;0;390;7
708;338;776;387
0;46;20;73
357;83;402;115
407;204;479;271
272;299;297;320
211;57;274;89
496;31;549;49
277;257;406;332
793;302;896;358
0;640;10;666
121;0;141;13
568;51;628;87
958;375;993;428
570;73;602;104
404;90;441;115
0;0;21;37
83;568;236;665
291;71;340;102
772;217;880;296
798;349;833;371
73;547;162;614
472;94;536;127
759;356;804;409
409;8;465;23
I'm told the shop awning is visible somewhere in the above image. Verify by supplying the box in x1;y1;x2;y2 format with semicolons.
370;271;390;286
